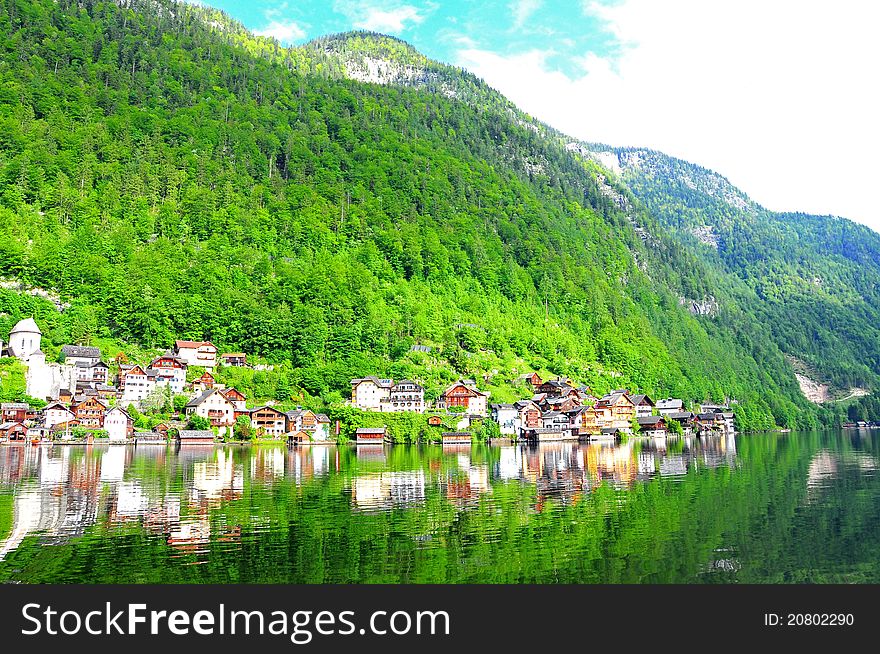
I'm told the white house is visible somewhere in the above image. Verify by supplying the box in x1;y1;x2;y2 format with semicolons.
384;380;425;413
656;398;685;416
119;365;159;405
104;406;133;442
61;345;101;367
350;377;393;411
491;404;519;436
43;402;75;429
185;388;235;437
148;353;188;394
174;340;218;369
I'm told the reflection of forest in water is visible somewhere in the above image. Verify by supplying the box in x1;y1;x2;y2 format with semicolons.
0;431;878;583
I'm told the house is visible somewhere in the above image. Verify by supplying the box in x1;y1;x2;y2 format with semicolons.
696;412;724;432
517;372;543;388
104;406;134;442
541;410;570;431
384;380;425;413
523;427;573;442
250;405;288;438
491;404;519;436
61;345;101;367
149;353;188;394
191;371;216;394
119;365;159;405
700;403;729;414
442;432;472;444
173;340;218;369
220;352;247;367
537;379;576;398
95;384;118;399
285;409;331;441
1;402;28;423
185;388;235;437
74;360;110;386
177;430;215;444
50;419;81;438
0;422;27;440
595;391;636;432
666;411;696;434
656;398;685;415
72;396;108;428
43;402;75;429
637;415;667;437
599;427;626;440
427;415;444;427
629;394;655;418
219;387;247;411
350;377;393;411
515;400;543;432
437;380;489;416
356;427;387;443
565;406;591;436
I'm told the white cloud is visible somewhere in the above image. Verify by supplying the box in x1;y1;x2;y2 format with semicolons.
353;5;424;33
255;20;306;45
456;0;880;230
510;0;542;30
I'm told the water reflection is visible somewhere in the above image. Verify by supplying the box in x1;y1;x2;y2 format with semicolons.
0;432;878;583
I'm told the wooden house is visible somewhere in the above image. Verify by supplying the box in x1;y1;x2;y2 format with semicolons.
250;405;288;437
356;427;387;444
0;422;27;440
517;372;543;388
220;352;247;367
437;380;489;416
177;429;215;444
595;391;636;432
72;396;108;428
427;415;443;426
1;402;28;423
219;387;247;411
637;415;667;437
191;371;216;394
442;431;472;444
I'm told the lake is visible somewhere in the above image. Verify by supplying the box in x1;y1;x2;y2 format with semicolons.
1;430;879;583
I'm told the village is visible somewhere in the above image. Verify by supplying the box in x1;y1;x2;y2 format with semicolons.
0;317;736;445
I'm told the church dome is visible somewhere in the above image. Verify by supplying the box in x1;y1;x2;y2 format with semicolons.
10;317;41;335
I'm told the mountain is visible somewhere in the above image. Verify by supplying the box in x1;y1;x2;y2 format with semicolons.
580;146;880;402
0;0;869;428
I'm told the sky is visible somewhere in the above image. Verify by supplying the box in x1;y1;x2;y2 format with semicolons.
197;0;880;231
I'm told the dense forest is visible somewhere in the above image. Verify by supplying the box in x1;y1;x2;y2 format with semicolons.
0;0;871;428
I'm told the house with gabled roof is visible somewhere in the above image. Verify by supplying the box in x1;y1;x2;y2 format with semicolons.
104;406;134;442
437;380;489;416
629;394;655;418
185;388;235;437
350;377;394;411
249;405;288;437
149;352;188;393
173;340;218;369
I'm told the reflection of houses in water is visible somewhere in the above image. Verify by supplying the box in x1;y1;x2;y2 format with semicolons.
441;452;491;505
528;443;589;507
496;446;524;480
586;442;638;488
658;454;688;477
287;446;334;483
250;447;285;482
191;449;243;503
351;470;426;512
355;444;386;462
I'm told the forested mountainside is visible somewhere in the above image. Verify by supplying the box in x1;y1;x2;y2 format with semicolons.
0;0;865;428
579;145;880;417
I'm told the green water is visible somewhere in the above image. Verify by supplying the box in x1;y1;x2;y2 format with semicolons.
0;430;878;583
